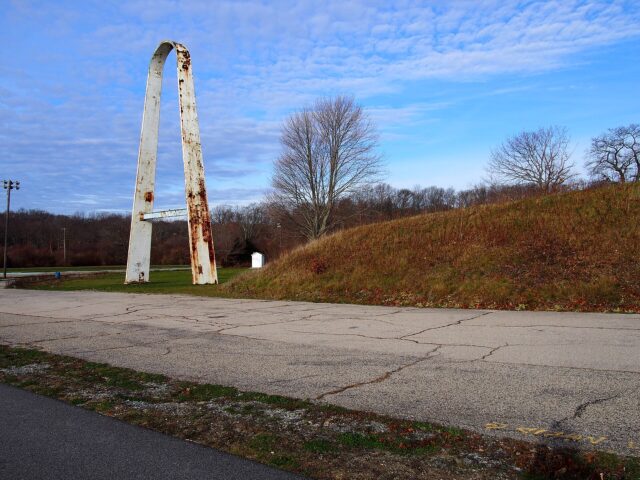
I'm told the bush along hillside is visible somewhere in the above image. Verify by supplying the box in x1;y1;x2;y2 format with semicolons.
224;183;640;312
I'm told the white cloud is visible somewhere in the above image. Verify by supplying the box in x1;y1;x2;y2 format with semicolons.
0;0;638;212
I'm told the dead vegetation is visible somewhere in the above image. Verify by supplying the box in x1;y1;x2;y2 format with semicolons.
224;183;640;312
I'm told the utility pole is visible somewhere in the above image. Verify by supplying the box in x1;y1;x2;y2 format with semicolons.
3;179;20;279
62;227;67;265
276;223;282;253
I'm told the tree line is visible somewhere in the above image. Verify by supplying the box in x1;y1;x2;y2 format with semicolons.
0;181;601;268
2;96;637;268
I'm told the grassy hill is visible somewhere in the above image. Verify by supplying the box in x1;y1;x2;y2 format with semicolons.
224;183;640;312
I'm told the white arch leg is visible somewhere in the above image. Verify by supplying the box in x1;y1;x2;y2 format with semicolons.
125;41;217;285
175;45;218;285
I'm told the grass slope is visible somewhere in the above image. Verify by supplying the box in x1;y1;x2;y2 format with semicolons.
225;184;640;312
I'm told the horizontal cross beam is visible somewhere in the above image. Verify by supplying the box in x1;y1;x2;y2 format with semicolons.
140;208;188;221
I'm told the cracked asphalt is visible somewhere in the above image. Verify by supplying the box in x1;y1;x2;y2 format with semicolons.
1;289;639;455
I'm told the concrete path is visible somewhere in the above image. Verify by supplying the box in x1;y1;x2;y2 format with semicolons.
0;383;303;480
1;289;639;455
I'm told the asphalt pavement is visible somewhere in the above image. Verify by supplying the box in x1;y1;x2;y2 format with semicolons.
0;383;303;480
1;289;639;455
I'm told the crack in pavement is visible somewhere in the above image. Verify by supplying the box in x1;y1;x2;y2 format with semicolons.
286;329;496;351
484;359;640;375
219;303;333;314
0;317;86;328
215;313;325;334
399;311;492;340
21;303;95;314
288;330;410;342
134;306;333;329
15;326;153;346
478;343;508;361
149;314;230;328
21;301;124;317
367;309;403;317
84;307;153;321
480;324;640;331
333;316;399;327
573;392;623;419
315;346;442;400
0;311;155;328
70;337;183;355
436;343;514;365
551;391;625;431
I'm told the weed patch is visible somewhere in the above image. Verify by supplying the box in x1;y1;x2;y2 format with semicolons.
176;383;238;401
304;439;337;453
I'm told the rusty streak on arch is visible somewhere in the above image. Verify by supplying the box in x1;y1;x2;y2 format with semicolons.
125;41;217;285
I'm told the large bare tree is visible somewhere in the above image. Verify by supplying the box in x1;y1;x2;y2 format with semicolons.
487;126;574;192
586;124;639;183
272;96;381;240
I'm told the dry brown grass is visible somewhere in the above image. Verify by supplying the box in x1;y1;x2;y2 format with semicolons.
224;183;640;312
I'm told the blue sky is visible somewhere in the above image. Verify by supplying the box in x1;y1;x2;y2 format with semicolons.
1;0;639;213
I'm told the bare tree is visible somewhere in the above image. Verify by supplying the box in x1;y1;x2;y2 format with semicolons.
487;126;574;192
235;203;267;243
586;124;640;183
394;189;414;211
211;205;235;225
272;96;381;240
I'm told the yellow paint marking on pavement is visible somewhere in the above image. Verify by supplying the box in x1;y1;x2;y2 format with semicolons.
485;422;508;430
516;427;550;436
485;422;612;447
586;436;607;446
516;427;539;435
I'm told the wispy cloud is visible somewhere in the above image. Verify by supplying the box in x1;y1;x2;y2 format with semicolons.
0;0;638;212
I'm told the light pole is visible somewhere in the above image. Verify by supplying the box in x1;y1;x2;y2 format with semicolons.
62;227;67;265
276;223;282;253
3;179;20;279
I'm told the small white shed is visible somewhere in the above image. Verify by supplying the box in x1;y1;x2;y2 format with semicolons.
251;252;265;269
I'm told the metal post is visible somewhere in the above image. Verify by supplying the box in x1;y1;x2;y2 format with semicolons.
62;227;66;265
2;180;19;279
277;223;282;253
3;185;9;279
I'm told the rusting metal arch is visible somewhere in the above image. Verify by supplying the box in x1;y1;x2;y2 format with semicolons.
125;40;217;285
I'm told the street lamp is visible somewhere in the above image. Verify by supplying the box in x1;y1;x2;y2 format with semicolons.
276;222;282;252
3;179;20;279
61;227;67;265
